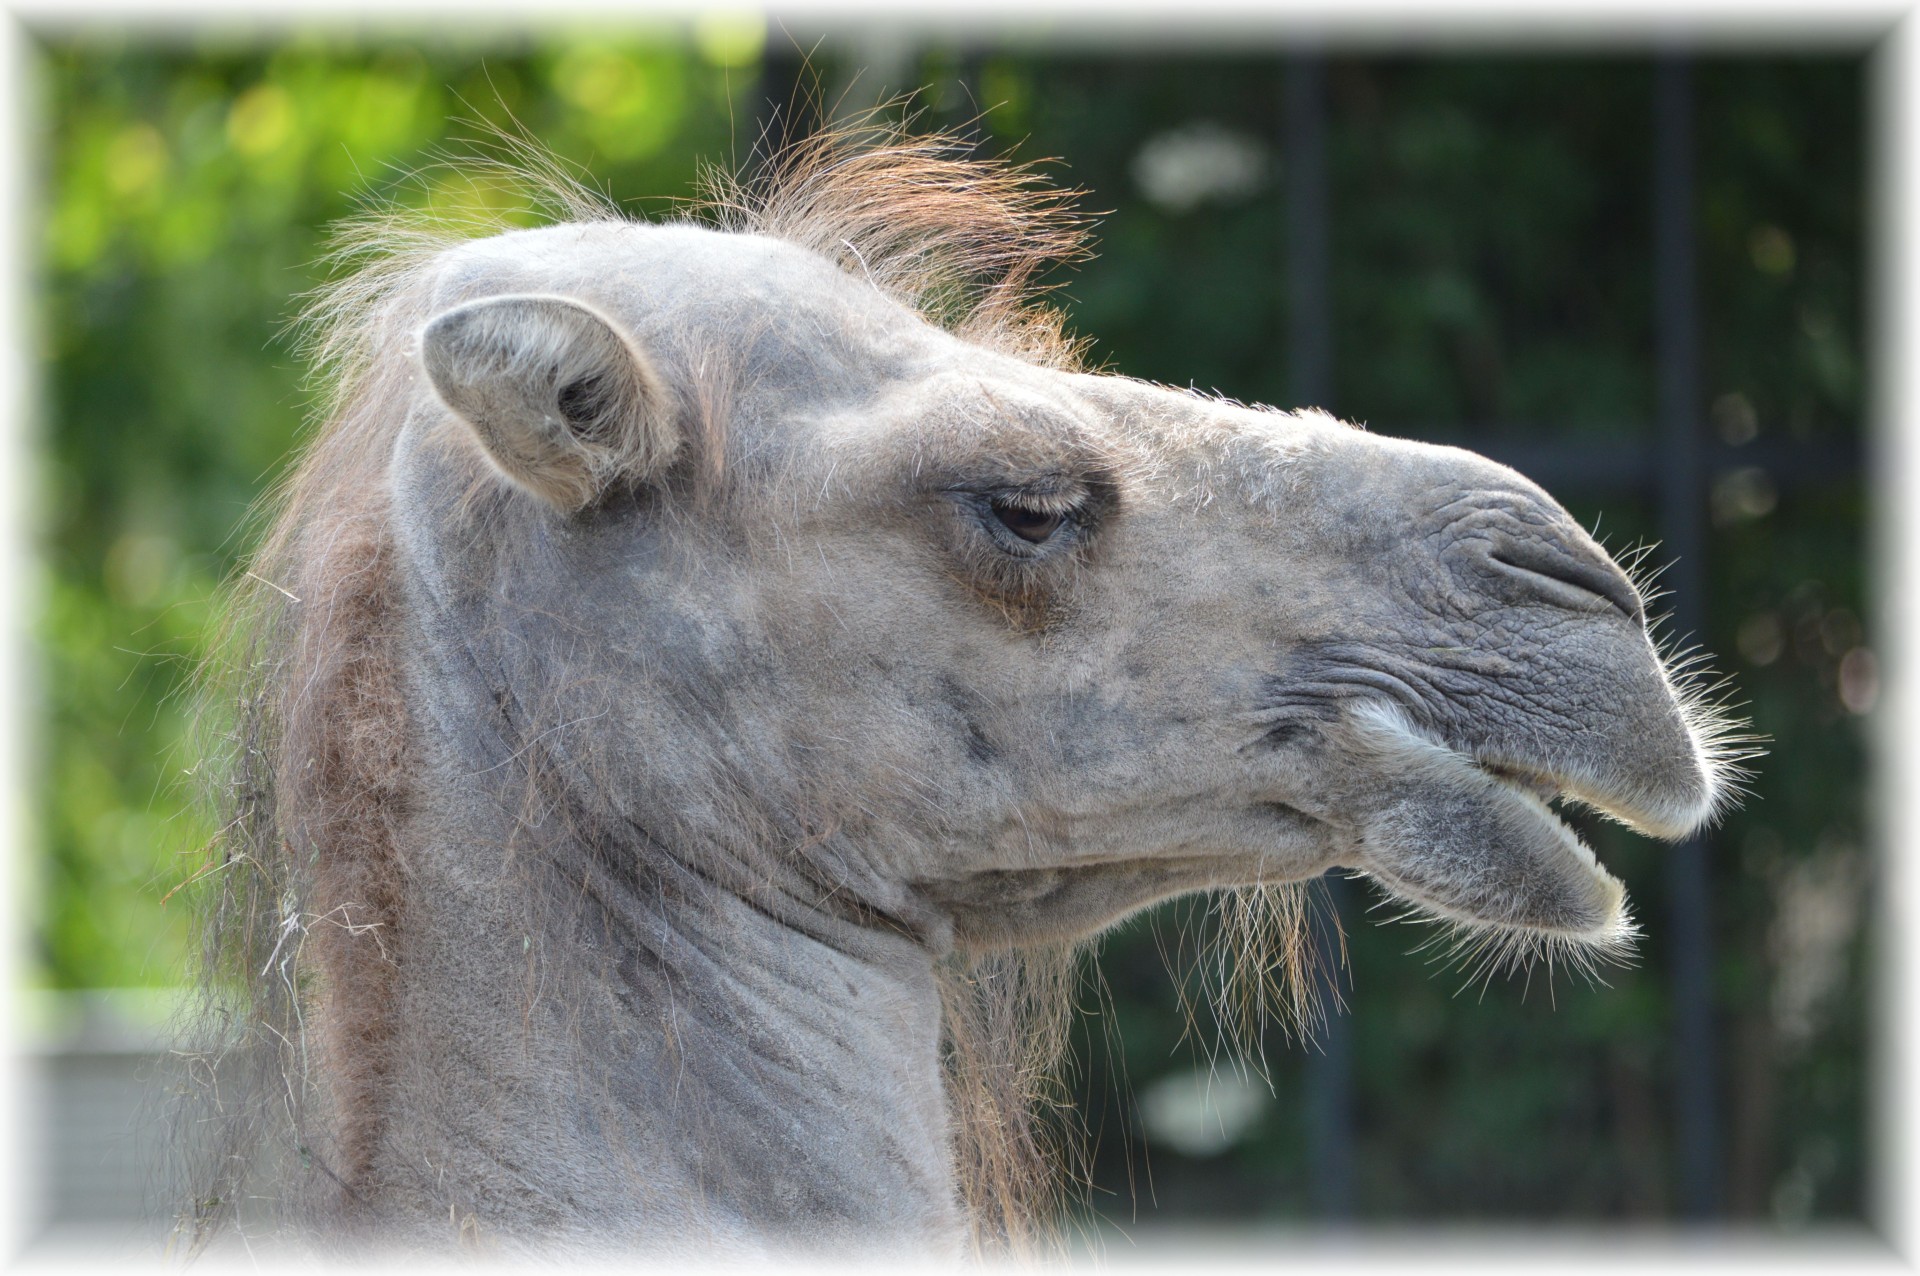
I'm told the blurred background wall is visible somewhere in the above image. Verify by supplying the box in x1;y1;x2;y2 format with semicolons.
25;16;1871;1247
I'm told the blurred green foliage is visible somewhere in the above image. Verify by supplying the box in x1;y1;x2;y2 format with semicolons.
35;30;1866;1227
38;28;757;990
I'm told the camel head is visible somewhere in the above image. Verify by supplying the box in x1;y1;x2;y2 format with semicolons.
189;137;1758;1255
404;217;1741;975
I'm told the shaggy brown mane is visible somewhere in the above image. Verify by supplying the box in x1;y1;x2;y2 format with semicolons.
182;121;1311;1258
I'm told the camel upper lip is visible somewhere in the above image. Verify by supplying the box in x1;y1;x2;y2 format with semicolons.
1463;728;1718;843
1471;750;1659;841
1341;697;1718;847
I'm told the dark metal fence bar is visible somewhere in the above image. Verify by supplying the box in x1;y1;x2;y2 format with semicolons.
1287;53;1332;417
1655;52;1722;1220
1287;49;1358;1224
1412;435;1862;494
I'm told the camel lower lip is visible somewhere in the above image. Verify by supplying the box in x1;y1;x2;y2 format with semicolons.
1340;700;1638;941
1474;760;1608;878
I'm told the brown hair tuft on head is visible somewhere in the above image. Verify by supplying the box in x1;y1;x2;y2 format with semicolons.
695;115;1097;370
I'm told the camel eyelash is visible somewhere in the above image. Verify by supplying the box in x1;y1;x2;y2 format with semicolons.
951;486;1087;558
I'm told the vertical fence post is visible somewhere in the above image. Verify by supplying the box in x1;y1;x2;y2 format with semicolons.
1654;52;1722;1219
1287;53;1332;418
1287;49;1356;1223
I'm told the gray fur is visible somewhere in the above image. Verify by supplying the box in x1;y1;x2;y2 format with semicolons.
192;154;1747;1261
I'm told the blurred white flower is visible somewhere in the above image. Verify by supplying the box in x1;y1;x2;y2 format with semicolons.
1769;840;1865;1047
1131;122;1270;215
1138;1063;1271;1157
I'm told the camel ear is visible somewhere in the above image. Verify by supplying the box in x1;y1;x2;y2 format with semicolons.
420;294;677;509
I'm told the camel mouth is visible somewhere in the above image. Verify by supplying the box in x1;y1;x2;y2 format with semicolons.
1341;704;1634;948
1472;757;1615;863
1456;754;1621;929
1466;760;1630;918
1477;758;1566;809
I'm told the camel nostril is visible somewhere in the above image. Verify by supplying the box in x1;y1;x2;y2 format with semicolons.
1488;544;1644;624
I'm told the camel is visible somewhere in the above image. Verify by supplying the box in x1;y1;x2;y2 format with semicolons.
183;129;1747;1260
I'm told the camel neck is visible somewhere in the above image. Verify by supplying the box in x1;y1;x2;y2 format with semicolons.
371;793;963;1256
377;544;965;1252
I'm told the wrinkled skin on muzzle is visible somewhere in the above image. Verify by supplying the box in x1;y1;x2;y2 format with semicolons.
1241;429;1727;946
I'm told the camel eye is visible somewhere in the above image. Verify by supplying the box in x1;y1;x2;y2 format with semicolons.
989;499;1065;544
